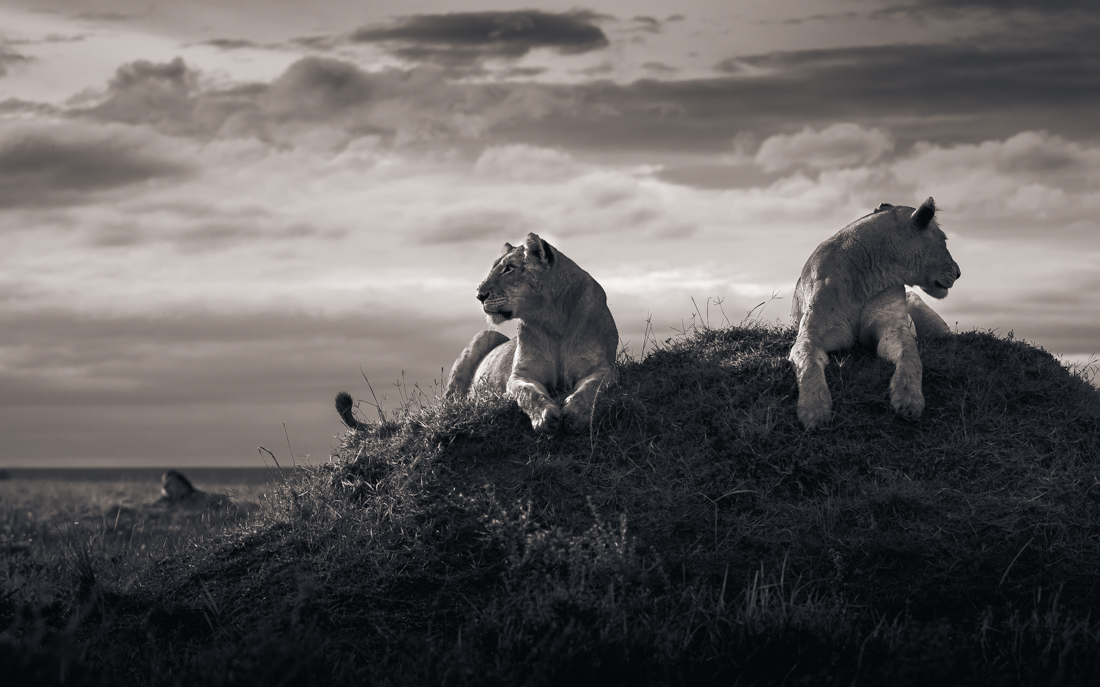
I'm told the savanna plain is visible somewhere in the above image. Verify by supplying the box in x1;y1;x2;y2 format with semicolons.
3;316;1100;686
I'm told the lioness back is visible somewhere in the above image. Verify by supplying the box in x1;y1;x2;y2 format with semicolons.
789;198;961;430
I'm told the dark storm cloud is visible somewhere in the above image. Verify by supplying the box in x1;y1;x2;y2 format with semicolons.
628;15;684;34
93;217;334;251
788;1;1099;25
75;11;134;22
73;23;1100;156
348;10;609;64
0;124;191;208
263;56;372;120
420;208;529;244
500;66;547;78
110;56;197;92
0;99;58;117
83;56;571;144
723;40;1100;102
82;57;260;137
202;38;261;50
642;62;678;74
710;39;1100;137
84;56;199;130
84;198;342;250
0;45;31;77
521;35;1100;155
332;35;1100;152
292;35;337;50
880;0;1099;15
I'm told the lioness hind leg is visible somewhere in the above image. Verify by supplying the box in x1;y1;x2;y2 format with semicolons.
906;291;951;338
789;334;832;430
862;292;925;420
444;330;510;399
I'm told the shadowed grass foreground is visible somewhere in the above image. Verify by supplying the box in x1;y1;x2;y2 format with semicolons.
3;322;1100;686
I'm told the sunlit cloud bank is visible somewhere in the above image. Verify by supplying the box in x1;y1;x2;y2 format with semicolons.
1;2;1098;465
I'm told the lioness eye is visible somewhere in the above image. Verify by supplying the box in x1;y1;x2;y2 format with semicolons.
503;264;514;273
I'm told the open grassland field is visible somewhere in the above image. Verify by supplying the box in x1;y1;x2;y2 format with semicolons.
1;474;273;631
3;322;1100;686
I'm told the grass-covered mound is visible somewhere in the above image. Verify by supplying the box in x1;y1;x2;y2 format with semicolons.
4;323;1100;686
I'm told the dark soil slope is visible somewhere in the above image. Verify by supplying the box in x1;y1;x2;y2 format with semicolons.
5;324;1100;686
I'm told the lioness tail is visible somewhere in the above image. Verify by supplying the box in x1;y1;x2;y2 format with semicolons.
335;391;369;431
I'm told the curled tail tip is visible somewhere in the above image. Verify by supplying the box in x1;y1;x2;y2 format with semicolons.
334;391;366;430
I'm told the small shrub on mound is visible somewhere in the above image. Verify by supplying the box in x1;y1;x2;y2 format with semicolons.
3;323;1100;686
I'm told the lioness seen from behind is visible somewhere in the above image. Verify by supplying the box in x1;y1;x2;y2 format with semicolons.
790;198;961;429
337;233;618;434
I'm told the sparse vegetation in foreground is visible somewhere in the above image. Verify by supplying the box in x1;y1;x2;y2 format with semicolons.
3;320;1100;686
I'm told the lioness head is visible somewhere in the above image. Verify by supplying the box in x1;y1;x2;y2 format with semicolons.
878;198;961;299
476;233;556;325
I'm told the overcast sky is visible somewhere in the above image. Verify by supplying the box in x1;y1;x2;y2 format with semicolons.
1;0;1098;468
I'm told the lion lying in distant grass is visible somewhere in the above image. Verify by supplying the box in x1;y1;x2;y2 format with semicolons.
790;198;961;429
152;469;230;509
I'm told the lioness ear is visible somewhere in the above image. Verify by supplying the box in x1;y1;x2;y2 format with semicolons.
501;242;515;255
875;202;893;212
911;197;936;229
524;232;555;266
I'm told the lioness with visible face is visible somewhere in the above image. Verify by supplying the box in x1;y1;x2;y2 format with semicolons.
790;198;961;429
446;232;618;433
336;233;618;434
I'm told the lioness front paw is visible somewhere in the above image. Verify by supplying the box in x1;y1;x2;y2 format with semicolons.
797;399;833;430
890;388;925;420
561;403;590;433
529;404;562;434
